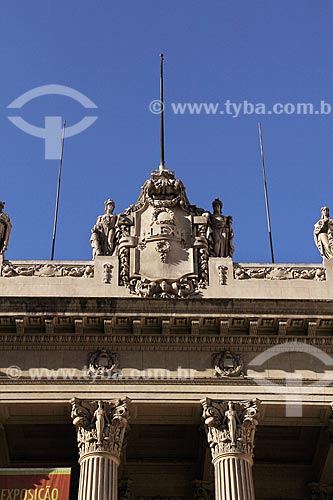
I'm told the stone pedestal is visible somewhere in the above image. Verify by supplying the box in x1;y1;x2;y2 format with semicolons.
201;398;260;500
71;398;130;500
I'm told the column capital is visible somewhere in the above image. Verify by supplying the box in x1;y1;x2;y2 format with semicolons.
71;397;130;461
201;398;260;461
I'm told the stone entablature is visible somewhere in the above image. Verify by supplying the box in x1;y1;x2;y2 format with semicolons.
0;297;332;339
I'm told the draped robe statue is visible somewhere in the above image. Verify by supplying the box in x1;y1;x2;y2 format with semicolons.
314;206;333;259
0;201;12;255
90;199;118;259
208;198;234;258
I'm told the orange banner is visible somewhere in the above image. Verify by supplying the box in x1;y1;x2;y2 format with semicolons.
0;468;71;500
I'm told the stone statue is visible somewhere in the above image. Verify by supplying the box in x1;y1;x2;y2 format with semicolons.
224;401;240;446
314;207;333;259
208;198;234;258
93;400;108;445
0;201;12;255
90;199;118;259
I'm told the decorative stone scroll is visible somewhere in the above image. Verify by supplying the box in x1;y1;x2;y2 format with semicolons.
201;398;260;459
87;349;119;377
118;220;132;287
234;264;325;281
214;350;244;378
71;398;130;459
1;262;94;278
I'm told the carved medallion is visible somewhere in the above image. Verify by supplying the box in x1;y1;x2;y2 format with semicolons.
214;350;244;378
87;349;119;377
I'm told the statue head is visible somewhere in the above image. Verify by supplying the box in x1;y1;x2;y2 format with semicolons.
0;201;5;212
104;199;115;214
321;206;330;218
212;198;223;214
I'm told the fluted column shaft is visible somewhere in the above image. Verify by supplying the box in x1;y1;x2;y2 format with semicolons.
71;398;130;500
78;452;119;500
213;453;255;500
201;398;260;500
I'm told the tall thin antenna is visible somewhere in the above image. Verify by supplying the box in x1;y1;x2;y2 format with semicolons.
258;122;275;263
51;120;66;260
159;53;165;170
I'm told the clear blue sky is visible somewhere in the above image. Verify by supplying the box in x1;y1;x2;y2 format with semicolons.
1;0;332;263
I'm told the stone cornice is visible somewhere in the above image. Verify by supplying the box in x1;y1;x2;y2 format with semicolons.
0;297;332;349
0;376;330;385
1;334;333;351
0;296;332;315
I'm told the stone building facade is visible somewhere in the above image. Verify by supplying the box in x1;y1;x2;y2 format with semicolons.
0;165;333;500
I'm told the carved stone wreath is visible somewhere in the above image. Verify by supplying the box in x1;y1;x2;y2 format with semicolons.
214;350;244;378
151;206;175;225
87;349;119;377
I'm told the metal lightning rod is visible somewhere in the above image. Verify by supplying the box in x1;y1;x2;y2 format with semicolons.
159;53;165;170
258;122;275;263
51;120;66;260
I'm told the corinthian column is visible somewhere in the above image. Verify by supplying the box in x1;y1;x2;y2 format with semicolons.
71;397;130;500
201;398;260;500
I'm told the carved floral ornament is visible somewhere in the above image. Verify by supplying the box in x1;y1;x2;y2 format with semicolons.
234;264;326;281
103;263;113;283
201;398;260;460
71;397;130;459
155;240;170;263
1;262;94;278
214;350;244;378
